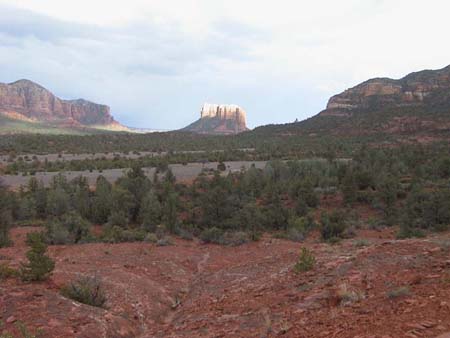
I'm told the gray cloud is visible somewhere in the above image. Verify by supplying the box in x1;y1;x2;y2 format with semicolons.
0;4;262;72
4;1;446;130
0;6;105;42
0;4;274;128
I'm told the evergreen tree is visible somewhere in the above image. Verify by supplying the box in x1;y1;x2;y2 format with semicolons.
139;190;162;232
110;186;135;226
20;232;55;281
73;185;91;219
91;176;112;224
377;175;399;225
46;188;70;217
162;192;179;233
341;170;357;205
0;182;12;247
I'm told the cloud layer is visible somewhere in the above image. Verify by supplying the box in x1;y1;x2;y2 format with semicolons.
1;0;450;129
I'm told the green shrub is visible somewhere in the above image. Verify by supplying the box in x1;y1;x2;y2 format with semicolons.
284;215;316;242
336;283;365;305
0;189;13;247
356;190;375;204
61;276;107;308
20;232;55;282
199;227;224;244
0;321;42;338
156;236;173;246
396;223;425;239
199;228;251;246
387;286;411;299
45;212;91;245
121;229;146;242
107;211;128;227
45;221;72;245
294;247;315;273
0;263;18;280
139;190;161;232
0;222;11;248
221;231;250;246
144;233;158;243
101;225;146;243
353;239;371;248
320;210;347;241
217;162;226;171
367;217;384;230
176;227;194;241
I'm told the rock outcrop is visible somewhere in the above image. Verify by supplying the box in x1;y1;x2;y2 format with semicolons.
253;64;450;142
320;65;450;117
183;103;248;134
0;79;127;130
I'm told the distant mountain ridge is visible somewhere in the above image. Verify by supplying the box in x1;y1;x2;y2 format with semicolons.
321;65;450;117
254;65;450;142
0;79;129;132
183;103;248;135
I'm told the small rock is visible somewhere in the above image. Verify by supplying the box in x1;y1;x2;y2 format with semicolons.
6;316;16;324
406;323;426;330
421;321;436;328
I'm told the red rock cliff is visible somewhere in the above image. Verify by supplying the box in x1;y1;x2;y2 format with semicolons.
0;79;119;126
320;65;450;117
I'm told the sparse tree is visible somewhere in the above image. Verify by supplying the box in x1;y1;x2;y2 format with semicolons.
20;232;55;281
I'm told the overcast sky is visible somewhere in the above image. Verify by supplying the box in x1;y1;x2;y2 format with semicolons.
1;0;450;129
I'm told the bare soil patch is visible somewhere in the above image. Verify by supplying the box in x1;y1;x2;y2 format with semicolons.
1;227;450;337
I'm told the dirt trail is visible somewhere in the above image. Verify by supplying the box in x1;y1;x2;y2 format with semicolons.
1;228;450;337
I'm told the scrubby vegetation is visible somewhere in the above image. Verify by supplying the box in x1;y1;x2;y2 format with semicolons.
1;148;255;175
0;322;42;338
294;247;315;273
0;263;18;280
0;182;13;248
1;144;450;246
386;286;411;299
20;232;55;282
61;276;107;308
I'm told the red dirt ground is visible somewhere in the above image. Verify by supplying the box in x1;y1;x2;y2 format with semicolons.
1;226;450;338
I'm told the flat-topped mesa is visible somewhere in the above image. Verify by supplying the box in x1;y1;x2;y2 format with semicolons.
183;103;248;134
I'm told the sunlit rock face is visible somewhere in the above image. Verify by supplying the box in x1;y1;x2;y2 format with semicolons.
320;65;450;117
183;103;248;134
0;79;125;129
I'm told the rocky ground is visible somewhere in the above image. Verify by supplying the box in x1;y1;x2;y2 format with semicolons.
1;227;450;338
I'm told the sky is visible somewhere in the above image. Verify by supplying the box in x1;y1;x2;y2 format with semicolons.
1;1;450;129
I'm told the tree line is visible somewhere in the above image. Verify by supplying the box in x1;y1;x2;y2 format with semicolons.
1;145;450;248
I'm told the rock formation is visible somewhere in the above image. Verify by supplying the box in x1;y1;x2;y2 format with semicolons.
253;64;450;142
183;103;248;135
0;79;128;131
320;65;450;117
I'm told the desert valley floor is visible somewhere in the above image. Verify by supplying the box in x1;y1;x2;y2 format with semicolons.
2;226;450;338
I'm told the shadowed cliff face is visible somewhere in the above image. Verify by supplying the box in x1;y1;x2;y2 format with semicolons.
183;103;248;135
321;65;450;117
0;79;120;127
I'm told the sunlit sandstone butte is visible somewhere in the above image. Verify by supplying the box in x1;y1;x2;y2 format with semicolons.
183;103;248;135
